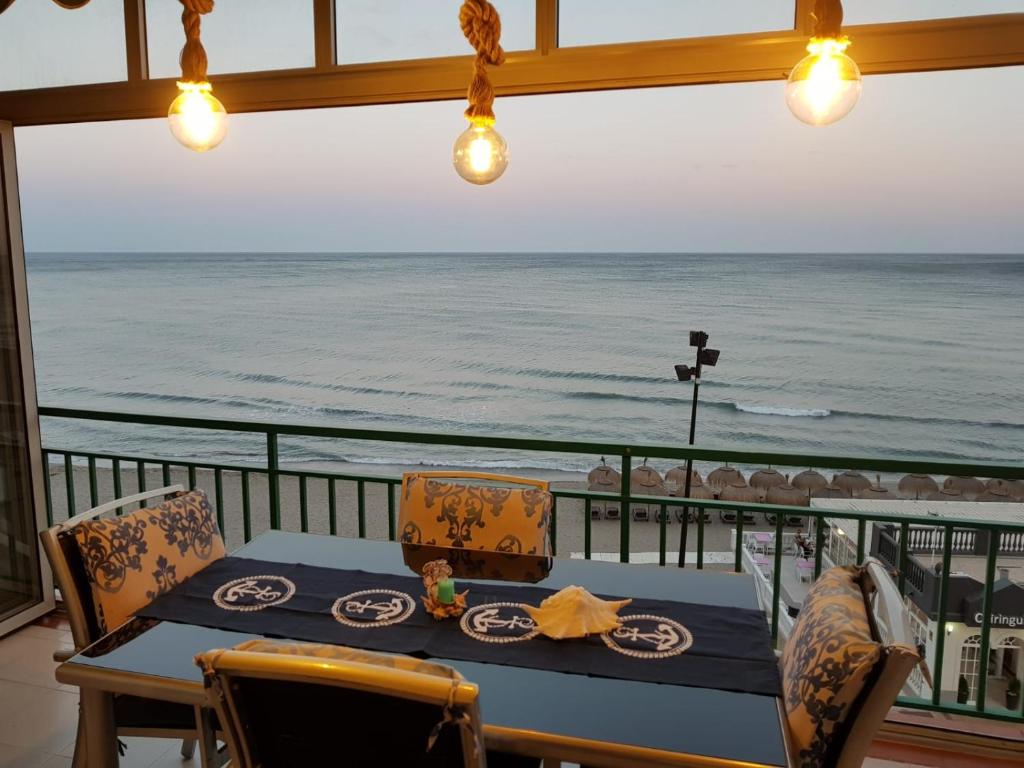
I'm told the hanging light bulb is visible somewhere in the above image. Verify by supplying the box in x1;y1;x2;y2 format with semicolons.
168;0;227;152
455;1;507;185
786;37;862;126
453;117;509;185
168;81;228;152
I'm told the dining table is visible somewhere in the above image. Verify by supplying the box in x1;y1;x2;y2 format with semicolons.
56;531;793;768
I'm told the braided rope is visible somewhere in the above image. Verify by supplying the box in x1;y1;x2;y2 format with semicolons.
811;0;844;39
179;0;215;83
459;0;504;123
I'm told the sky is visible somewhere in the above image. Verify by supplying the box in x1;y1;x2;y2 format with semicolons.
5;0;1024;253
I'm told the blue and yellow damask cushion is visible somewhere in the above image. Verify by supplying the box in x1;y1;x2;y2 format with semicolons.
399;472;552;557
73;489;226;632
780;566;882;768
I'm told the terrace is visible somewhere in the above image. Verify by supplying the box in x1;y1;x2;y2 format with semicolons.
1;2;1024;768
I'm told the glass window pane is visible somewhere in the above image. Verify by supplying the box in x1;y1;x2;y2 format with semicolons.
558;0;794;47
0;0;126;91
844;1;1024;25
337;0;535;64
146;0;315;79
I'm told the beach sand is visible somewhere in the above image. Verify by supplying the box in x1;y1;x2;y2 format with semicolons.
48;465;789;570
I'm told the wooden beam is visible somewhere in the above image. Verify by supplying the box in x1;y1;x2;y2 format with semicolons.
535;0;558;55
0;14;1021;126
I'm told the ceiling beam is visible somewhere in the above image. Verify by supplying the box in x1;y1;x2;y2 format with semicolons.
0;14;1021;126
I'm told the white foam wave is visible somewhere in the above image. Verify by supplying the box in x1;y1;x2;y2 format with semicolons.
734;404;831;418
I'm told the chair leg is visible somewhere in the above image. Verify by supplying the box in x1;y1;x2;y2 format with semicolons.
72;704;88;768
194;706;220;767
181;738;196;759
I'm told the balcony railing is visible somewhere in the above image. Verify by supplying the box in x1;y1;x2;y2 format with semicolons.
37;405;1024;725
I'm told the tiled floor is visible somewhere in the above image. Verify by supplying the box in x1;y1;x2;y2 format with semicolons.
0;613;944;768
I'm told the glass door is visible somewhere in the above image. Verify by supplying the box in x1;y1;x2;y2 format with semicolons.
0;120;51;634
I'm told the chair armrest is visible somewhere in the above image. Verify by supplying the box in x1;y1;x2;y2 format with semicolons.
53;647;77;663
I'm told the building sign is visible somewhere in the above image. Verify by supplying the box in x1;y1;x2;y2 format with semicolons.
963;578;1024;628
971;612;1024;629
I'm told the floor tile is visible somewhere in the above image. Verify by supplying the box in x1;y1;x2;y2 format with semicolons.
118;736;177;768
39;755;72;768
0;629;71;690
0;741;52;768
0;680;79;755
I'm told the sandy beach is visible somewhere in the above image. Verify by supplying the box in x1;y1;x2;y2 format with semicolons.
47;464;778;569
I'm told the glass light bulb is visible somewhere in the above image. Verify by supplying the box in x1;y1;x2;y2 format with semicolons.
168;81;228;152
453;121;509;185
785;38;862;126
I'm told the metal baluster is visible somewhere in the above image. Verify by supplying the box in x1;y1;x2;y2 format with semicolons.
550;496;558;557
856;519;866;563
814;519;825;577
87;457;99;507
112;458;122;512
357;480;366;538
241;471;252;543
658;503;667;566
387;482;396;541
42;450;53;526
975;531;999;712
299;475;309;532
162;462;171;487
267;433;280;530
136;460;146;509
329;478;337;536
64;454;76;517
584;498;592;560
898;521;910;594
931;525;953;707
734;505;745;573
187;465;197;491
696;502;705;569
620;454;631;563
771;512;785;645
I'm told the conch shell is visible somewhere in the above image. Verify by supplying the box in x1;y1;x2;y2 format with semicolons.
521;585;631;639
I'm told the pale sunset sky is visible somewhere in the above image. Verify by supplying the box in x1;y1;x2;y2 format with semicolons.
3;0;1022;253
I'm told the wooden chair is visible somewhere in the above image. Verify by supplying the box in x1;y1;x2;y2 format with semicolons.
196;640;487;768
779;558;920;767
39;485;221;767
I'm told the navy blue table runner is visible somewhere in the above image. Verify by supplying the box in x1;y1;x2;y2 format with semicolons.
137;556;781;697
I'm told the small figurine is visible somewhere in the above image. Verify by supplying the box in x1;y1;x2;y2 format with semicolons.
421;559;468;620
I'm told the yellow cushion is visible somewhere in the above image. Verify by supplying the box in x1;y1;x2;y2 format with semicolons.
398;472;552;557
74;489;226;632
781;566;882;767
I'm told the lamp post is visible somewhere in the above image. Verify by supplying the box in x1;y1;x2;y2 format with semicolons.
674;330;720;568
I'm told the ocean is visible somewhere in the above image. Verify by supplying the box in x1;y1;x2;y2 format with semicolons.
26;252;1024;475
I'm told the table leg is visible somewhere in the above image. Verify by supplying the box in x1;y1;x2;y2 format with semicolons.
81;688;118;768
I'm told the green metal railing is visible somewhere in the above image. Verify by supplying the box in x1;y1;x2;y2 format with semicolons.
38;405;1024;724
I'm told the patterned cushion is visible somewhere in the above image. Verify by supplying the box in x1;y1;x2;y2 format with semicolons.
398;473;552;557
781;566;882;768
74;489;225;632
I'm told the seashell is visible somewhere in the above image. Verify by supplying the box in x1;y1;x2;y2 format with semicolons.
521;585;631;640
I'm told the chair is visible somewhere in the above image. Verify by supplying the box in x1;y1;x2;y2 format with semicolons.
399;472;552;557
39;485;226;767
779;559;920;768
196;640;487;768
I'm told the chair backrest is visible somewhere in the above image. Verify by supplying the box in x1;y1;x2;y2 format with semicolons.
779;559;919;768
40;485;226;643
196;640;486;768
399;471;552;557
39;485;185;649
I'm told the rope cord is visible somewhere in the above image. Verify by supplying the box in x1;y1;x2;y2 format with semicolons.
812;0;844;39
458;0;505;123
179;0;214;83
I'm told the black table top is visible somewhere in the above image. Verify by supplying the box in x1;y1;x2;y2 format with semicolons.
65;532;789;767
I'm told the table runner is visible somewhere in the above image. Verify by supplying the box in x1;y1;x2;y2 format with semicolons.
137;556;782;697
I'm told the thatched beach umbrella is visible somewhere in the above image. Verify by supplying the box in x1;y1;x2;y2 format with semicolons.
943;476;986;499
897;473;939;500
749;468;787;494
791;469;828;495
812;484;852;500
665;465;701;488
587;458;621;519
978;487;1014;503
986;478;1024;500
719;481;757;524
708;464;745;489
629;460;667;522
861;475;898;499
765;482;810;507
676;482;715;523
832;471;871;496
927;488;963;501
